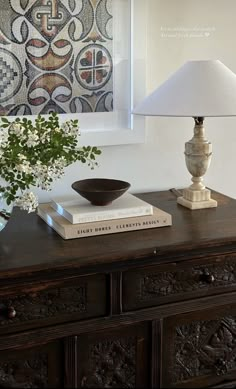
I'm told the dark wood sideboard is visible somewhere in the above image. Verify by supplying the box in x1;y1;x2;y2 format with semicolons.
2;190;236;388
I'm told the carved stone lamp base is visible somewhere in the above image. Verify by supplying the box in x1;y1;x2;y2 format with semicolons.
177;188;218;210
177;117;218;210
177;196;218;210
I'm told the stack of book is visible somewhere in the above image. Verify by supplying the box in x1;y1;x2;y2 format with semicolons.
37;193;172;239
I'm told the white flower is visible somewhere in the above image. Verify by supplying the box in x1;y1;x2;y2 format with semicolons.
9;123;23;135
0;130;8;146
17;154;27;161
9;123;26;141
61;121;79;137
40;130;51;144
16;160;32;174
69;127;80;136
26;132;39;147
54;156;67;168
15;191;39;213
33;159;66;190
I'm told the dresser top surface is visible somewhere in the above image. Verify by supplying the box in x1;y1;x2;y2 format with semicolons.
1;189;236;277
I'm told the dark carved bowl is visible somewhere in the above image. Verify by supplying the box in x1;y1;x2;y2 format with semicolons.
71;178;131;206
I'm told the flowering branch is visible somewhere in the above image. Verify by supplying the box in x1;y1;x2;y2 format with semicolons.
0;112;101;212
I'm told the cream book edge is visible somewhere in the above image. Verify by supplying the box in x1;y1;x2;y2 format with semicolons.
50;193;154;224
38;203;172;239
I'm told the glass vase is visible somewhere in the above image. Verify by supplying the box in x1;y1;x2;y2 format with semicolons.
0;193;13;231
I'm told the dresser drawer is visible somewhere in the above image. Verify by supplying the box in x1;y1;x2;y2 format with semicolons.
0;274;107;333
123;254;236;311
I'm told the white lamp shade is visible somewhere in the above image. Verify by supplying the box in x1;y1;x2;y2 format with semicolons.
133;60;236;117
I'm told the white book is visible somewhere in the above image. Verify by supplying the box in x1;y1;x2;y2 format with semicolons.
50;193;153;224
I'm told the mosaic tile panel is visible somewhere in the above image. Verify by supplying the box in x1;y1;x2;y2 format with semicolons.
0;0;113;115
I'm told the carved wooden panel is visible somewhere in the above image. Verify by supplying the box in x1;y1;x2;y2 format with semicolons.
162;305;236;388
123;254;236;311
0;353;48;388
81;337;136;388
0;341;62;388
66;324;149;388
0;274;107;333
173;318;236;382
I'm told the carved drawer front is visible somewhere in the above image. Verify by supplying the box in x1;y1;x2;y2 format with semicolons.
0;341;62;388
64;323;149;388
123;254;236;311
0;274;107;334
162;302;236;388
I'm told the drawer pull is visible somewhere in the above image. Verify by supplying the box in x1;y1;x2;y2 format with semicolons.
200;272;215;284
0;305;16;319
7;306;16;319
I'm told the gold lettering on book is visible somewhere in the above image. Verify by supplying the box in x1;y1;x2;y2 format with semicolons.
116;222;142;230
95;226;112;232
77;229;93;235
143;219;161;226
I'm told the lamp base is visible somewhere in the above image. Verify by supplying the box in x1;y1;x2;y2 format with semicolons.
178;117;218;210
177;188;217;209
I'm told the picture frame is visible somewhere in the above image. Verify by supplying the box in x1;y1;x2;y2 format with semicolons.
0;0;147;147
79;0;147;147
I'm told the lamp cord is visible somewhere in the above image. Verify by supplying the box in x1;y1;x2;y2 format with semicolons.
170;188;183;198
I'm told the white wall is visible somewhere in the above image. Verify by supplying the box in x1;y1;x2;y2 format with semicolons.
38;0;236;202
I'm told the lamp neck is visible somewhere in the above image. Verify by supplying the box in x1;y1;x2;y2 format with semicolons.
192;116;207;141
194;117;204;126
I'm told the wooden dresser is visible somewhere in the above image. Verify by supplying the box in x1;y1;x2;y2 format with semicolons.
2;189;236;388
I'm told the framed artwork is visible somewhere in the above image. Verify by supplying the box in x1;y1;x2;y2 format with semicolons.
0;0;146;146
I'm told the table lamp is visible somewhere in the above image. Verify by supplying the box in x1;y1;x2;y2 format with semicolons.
133;60;236;210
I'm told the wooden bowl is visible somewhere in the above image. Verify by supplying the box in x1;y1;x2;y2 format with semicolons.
71;178;131;206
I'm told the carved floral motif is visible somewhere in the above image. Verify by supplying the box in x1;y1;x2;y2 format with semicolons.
81;337;136;388
171;316;236;384
0;353;48;388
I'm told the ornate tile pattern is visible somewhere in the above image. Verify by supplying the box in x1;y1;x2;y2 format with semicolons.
0;0;113;115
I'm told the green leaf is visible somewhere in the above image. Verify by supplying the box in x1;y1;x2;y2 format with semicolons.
1;117;9;123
